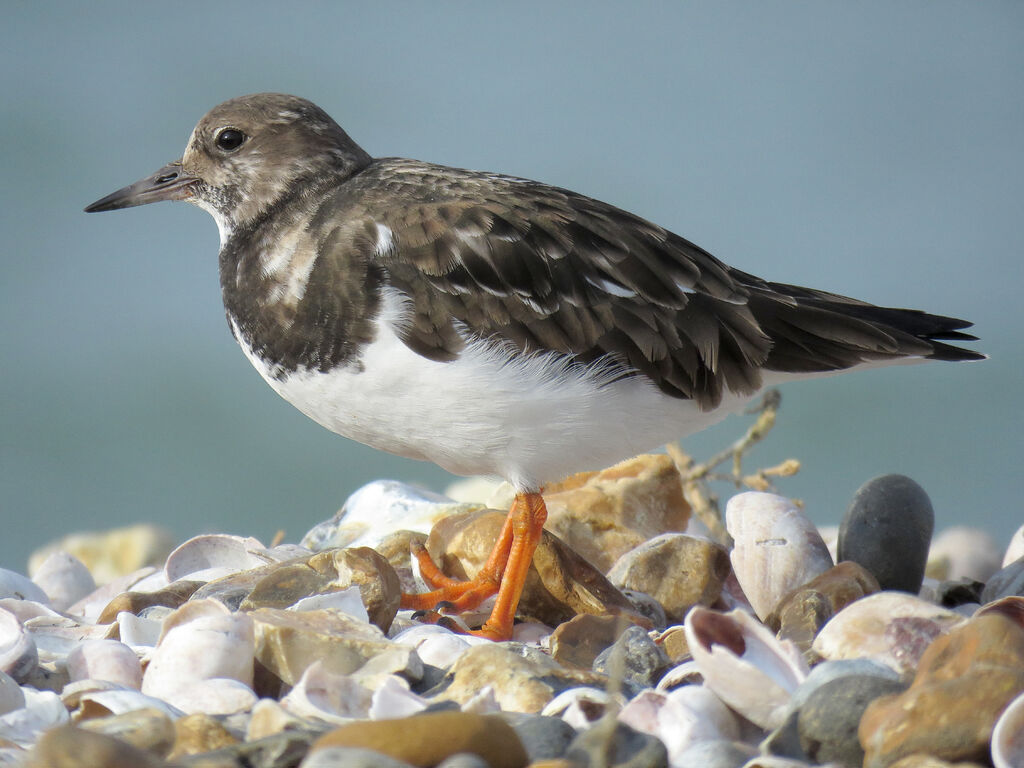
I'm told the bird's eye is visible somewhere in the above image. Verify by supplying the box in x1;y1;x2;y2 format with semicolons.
214;128;246;152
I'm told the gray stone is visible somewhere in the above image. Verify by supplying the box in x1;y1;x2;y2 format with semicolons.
592;625;671;693
797;675;907;767
981;557;1024;604
838;474;934;593
566;718;668;768
436;754;491;768
501;713;575;761
299;746;416;767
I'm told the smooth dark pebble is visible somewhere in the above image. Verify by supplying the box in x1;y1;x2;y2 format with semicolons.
936;578;986;607
797;674;907;767
592;625;671;692
838;474;934;593
501;713;575;761
565;719;667;768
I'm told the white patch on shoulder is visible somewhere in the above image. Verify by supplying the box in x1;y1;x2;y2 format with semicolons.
373;223;394;258
230;289;759;490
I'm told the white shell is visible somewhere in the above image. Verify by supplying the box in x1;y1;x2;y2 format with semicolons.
23;616;114;662
0;569;48;605
541;687;625;730
29;552;96;611
993;689;1024;768
164;534;271;582
66;639;142;689
367;674;429;719
66;567;157;623
288;586;368;622
116;611;163;649
161;677;258;716
619;685;739;765
725;492;833;620
656;660;704;691
1004;524;1024;568
0;688;68;748
75;688;182;718
0;608;37;682
928;526;1001;582
0;671;24;717
391;624;477;669
301;480;480;551
280;660;373;723
684;606;808;730
812;591;964;675
141;599;254;702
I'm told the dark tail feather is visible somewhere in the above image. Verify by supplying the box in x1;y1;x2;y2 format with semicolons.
749;281;985;372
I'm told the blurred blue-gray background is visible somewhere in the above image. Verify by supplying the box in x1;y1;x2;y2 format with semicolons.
2;2;1021;572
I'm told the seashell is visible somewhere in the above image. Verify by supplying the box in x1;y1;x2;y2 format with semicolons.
115;611;162;649
457;685;501;715
993;689;1024;768
0;568;49;605
619;685;739;765
29;552;96;611
159;677;257;716
367;674;429;719
0;688;69;748
684;606;808;730
23;616;115;663
301;480;480;552
280;660;373;723
0;608;38;682
0;671;24;717
164;534;270;583
741;757;816;768
141;599;254;703
812;591;964;675
391;624;477;669
541;687;625;730
288;585;368;622
66;567;158;623
0;599;61;625
928;526;1001;582
725;492;833;620
816;525;840;565
655;660;704;691
1004;524;1024;568
66;639;142;689
75;688;182;719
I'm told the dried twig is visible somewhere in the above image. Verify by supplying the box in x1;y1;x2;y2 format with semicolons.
667;389;800;547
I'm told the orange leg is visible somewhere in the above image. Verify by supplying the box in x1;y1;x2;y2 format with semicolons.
399;491;548;641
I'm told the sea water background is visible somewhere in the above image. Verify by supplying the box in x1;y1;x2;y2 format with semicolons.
2;2;1021;570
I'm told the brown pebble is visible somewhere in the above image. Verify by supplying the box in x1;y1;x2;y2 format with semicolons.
28;723;168;768
167;712;239;758
311;711;529;768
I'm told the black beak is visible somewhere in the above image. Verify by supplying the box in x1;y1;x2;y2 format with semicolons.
85;161;199;213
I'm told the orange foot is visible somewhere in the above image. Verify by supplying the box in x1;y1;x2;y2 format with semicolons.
400;491;547;640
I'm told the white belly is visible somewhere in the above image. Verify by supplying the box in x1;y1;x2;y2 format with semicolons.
231;295;758;490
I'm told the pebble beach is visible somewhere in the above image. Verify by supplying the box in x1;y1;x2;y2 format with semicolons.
1;453;1022;768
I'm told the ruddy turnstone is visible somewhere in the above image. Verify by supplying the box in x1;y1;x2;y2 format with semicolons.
86;93;982;639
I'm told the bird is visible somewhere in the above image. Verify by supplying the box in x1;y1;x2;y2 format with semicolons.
85;93;982;640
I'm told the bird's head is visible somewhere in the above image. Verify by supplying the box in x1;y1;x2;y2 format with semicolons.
85;93;372;242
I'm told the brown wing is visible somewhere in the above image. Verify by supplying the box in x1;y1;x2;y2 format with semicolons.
348;160;980;409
